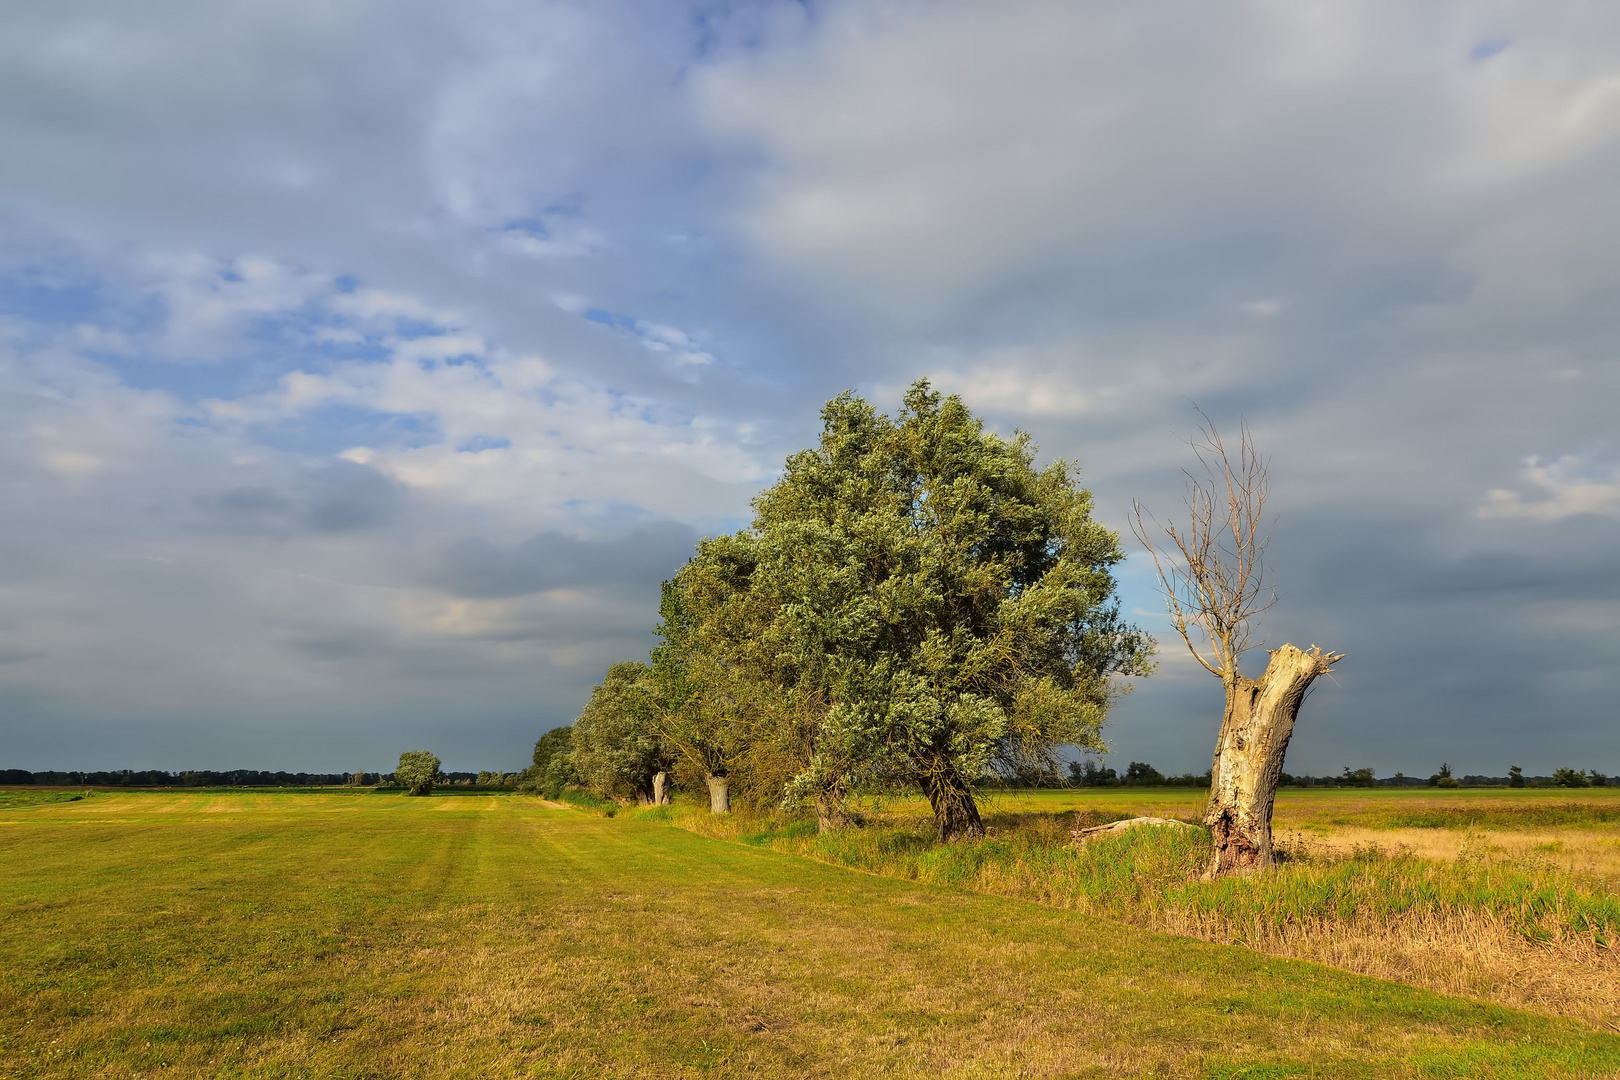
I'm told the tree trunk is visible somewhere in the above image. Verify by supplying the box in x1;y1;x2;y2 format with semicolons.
816;790;853;832
652;770;669;806
705;773;730;814
923;761;985;843
1205;643;1343;876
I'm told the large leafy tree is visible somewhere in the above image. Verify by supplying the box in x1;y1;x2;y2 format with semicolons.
570;661;674;804
665;381;1153;841
395;750;442;796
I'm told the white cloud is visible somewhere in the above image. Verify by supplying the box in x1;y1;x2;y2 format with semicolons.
1480;455;1620;520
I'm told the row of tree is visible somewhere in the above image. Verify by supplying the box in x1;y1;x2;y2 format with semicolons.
552;383;1156;841
0;768;366;787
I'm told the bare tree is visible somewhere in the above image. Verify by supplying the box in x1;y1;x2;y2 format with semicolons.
1133;414;1342;876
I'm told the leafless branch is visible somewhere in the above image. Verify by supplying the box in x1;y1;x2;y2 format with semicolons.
1130;409;1276;681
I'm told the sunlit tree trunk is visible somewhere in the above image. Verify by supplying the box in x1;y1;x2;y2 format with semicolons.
924;762;985;843
816;782;853;832
652;770;669;806
1205;644;1341;876
705;772;730;814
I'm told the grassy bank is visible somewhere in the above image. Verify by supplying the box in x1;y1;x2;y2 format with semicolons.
5;790;1620;1077
665;792;1620;1027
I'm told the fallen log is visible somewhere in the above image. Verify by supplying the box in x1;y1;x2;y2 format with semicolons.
1070;816;1203;845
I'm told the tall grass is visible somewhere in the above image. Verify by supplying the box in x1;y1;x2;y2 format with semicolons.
1366;803;1620;830
672;808;1620;1025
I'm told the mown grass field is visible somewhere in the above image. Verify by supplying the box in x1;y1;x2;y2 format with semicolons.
680;786;1620;1029
3;790;1620;1078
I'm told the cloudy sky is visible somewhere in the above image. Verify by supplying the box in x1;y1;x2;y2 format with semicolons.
2;0;1616;775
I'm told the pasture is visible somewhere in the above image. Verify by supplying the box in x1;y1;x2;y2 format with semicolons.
2;789;1619;1078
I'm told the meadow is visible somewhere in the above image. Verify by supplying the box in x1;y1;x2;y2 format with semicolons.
2;788;1619;1079
678;786;1620;1027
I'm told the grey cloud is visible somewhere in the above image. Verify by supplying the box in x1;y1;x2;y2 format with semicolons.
430;520;699;599
191;463;406;534
303;463;405;532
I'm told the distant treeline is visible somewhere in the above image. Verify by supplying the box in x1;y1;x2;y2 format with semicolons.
0;769;517;788
1062;761;1616;789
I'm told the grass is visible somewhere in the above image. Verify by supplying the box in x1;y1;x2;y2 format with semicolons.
0;789;90;810
3;790;1619;1077
674;788;1620;1028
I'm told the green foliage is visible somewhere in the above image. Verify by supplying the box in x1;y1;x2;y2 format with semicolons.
394;750;441;796
570;663;672;803
528;725;578;797
1429;762;1460;789
1510;765;1525;788
649;574;762;795
657;381;1153;839
1339;767;1376;788
1123;761;1165;786
1552;767;1591;789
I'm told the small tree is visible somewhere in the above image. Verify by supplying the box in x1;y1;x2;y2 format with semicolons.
395;750;442;796
651;565;764;816
1428;763;1459;788
1340;767;1375;788
1068;760;1117;786
1508;765;1524;788
1552;767;1590;789
571;662;675;804
1123;761;1165;786
530;725;578;798
1133;415;1342;876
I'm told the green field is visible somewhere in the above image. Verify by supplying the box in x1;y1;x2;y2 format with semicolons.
3;791;1620;1078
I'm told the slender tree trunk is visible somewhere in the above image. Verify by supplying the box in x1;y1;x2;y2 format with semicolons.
652;770;669;806
705;773;730;814
923;761;985;843
1205;643;1343;876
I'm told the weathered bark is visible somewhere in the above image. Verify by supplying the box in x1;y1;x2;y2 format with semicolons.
1205;643;1343;876
705;772;730;814
652;770;669;806
923;761;985;843
816;789;854;833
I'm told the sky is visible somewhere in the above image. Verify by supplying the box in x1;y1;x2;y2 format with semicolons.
2;0;1617;776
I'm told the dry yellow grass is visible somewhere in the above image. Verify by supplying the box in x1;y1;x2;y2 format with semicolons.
681;787;1620;1032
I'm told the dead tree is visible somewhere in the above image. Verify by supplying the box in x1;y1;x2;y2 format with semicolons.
1133;415;1342;877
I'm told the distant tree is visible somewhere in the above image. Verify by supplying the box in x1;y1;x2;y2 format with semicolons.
1133;414;1342;875
1123;761;1165;786
1428;763;1456;788
1340;767;1375;788
350;770;367;786
1508;765;1524;788
1069;760;1118;787
1552;767;1590;789
1393;771;1406;785
1589;770;1610;787
395;750;442;796
571;662;675;804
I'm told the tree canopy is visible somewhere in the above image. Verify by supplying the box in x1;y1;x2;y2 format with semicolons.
571;662;674;803
395;750;442;797
657;381;1153;839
